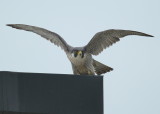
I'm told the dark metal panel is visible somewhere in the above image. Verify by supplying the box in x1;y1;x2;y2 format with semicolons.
0;72;103;114
4;73;19;112
0;72;20;112
18;73;103;114
0;73;4;111
1;111;44;114
0;72;8;112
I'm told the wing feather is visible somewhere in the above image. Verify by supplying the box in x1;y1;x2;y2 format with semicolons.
7;24;72;52
85;29;153;55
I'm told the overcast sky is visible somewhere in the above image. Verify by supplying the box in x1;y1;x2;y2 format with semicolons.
0;0;160;114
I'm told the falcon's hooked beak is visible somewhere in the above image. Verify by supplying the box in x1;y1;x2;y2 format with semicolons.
77;51;82;56
77;51;84;58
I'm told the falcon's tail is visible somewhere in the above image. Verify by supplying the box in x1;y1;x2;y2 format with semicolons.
93;59;113;75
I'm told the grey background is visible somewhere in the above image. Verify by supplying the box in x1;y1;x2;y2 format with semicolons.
0;0;159;114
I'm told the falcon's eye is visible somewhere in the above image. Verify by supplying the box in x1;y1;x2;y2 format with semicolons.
74;51;78;57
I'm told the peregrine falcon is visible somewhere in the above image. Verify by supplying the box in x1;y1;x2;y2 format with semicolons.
7;24;153;75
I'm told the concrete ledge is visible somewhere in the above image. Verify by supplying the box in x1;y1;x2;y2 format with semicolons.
0;71;103;114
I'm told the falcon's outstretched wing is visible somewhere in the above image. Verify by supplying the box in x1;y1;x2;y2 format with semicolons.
7;24;72;52
85;29;153;55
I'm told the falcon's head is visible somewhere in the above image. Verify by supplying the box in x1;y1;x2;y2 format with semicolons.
71;50;84;58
